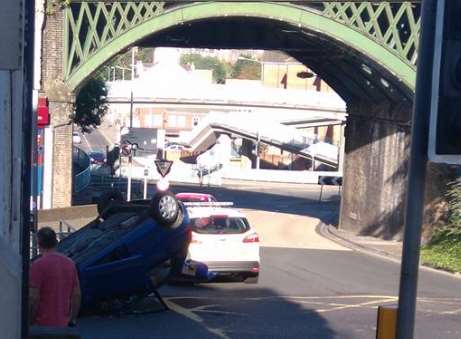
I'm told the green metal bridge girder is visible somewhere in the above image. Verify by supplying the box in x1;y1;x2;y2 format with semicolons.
64;1;421;92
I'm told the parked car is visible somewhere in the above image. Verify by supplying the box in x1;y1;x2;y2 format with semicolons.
89;151;106;165
72;131;82;144
176;193;217;203
184;203;260;283
56;189;193;310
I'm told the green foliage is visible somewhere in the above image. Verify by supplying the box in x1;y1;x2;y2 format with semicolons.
72;78;108;133
421;179;461;273
180;53;228;84
421;237;461;273
230;55;261;80
446;180;461;230
137;48;154;65
46;0;72;14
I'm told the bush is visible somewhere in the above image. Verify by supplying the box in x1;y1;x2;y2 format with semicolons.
421;178;461;273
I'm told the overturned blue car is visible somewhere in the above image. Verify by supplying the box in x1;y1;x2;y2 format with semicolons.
57;190;193;310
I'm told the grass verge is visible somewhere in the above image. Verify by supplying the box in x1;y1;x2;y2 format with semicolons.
421;234;461;273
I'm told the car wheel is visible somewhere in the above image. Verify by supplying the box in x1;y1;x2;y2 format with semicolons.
97;189;124;215
151;191;181;227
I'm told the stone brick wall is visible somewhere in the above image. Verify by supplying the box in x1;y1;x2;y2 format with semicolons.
41;9;74;208
340;100;412;239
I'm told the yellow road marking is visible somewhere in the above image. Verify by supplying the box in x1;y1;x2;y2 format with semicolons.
316;298;397;314
165;294;461;316
441;308;461;315
165;298;231;339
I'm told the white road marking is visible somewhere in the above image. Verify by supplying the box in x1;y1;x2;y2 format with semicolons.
165;298;231;339
165;294;461;316
441;308;461;315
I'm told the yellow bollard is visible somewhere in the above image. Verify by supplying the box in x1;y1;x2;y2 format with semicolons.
376;305;397;339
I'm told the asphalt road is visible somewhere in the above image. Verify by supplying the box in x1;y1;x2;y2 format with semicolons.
78;247;461;339
75;182;461;339
77;129;110;153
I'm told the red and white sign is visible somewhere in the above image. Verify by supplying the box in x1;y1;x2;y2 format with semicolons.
37;96;49;127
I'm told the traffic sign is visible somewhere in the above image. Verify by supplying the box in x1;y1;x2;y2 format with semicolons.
155;160;173;178
428;0;461;164
318;176;342;186
121;143;131;157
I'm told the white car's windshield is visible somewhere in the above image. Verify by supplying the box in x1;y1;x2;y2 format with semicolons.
191;216;249;234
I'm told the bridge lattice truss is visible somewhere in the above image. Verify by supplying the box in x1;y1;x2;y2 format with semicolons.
64;1;421;80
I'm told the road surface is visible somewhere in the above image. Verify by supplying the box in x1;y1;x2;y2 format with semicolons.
76;183;461;339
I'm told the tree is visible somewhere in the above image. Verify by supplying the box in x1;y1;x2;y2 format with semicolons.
72;77;108;133
180;53;229;83
231;56;261;80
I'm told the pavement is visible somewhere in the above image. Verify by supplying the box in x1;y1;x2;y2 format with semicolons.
318;222;461;280
319;224;403;261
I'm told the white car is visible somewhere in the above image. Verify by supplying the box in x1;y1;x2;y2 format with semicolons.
72;131;81;144
185;203;260;283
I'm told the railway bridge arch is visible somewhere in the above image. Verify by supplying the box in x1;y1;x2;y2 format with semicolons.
42;1;425;237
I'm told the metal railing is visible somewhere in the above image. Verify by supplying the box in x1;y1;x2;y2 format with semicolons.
58;219;78;240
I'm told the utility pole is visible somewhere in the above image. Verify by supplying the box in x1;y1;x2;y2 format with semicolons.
256;131;260;170
131;47;136;80
396;0;435;337
127;154;132;201
130;90;134;128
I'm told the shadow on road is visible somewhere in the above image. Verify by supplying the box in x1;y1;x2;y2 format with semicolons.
170;184;340;226
78;285;338;339
74;179;340;226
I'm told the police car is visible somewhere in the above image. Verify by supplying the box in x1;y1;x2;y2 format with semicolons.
183;202;260;283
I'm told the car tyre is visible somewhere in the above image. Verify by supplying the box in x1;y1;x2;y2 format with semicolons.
151;191;181;227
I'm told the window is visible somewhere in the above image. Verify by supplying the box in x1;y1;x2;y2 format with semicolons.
177;115;186;128
153;114;162;127
191;217;250;234
169;115;177;127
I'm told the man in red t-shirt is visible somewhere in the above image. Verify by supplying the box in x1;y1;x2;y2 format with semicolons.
29;227;81;327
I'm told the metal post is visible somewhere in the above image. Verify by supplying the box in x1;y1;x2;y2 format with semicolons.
256;131;260;170
23;0;36;333
127;155;132;201
130;91;134;128
131;47;136;80
143;167;148;199
396;1;436;338
338;123;345;173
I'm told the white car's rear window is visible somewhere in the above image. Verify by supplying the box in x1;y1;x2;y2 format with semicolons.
191;216;249;234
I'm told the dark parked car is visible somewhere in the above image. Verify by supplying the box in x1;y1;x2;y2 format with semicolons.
89;151;106;165
57;189;192;310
